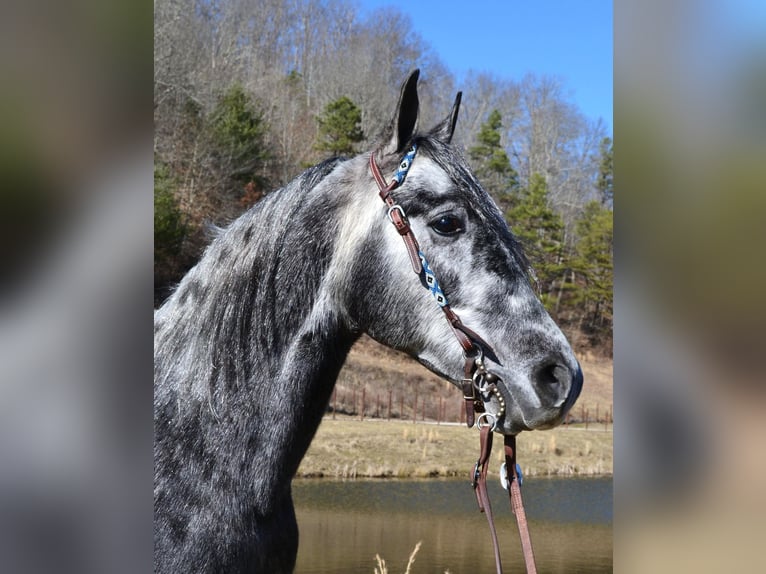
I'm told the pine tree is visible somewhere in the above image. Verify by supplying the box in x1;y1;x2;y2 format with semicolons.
597;137;613;207
209;84;270;185
199;84;273;218
154;161;188;303
468;109;519;208
507;173;565;311
572;200;613;349
315;96;364;156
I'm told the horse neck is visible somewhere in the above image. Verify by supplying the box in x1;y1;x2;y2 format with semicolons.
154;158;367;489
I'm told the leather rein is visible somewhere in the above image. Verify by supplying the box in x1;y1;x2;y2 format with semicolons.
369;145;537;573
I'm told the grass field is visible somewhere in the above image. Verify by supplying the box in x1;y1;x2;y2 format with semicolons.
297;417;612;479
299;336;613;479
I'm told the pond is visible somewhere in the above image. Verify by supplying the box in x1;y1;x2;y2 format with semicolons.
293;476;612;573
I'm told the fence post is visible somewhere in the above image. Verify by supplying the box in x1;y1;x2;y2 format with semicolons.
387;390;392;420
360;388;365;421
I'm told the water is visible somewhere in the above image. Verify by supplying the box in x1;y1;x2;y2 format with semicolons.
293;477;612;573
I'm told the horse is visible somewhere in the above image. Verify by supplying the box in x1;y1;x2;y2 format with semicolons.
154;69;583;573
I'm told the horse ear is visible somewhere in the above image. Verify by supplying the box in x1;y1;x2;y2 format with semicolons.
383;69;420;155
429;91;462;144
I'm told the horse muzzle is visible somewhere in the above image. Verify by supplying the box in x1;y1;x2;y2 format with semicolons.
488;356;584;434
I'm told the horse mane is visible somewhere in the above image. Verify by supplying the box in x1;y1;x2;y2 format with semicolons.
154;157;349;414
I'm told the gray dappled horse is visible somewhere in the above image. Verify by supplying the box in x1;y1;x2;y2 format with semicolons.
154;70;583;573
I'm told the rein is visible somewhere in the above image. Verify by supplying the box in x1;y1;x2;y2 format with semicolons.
369;146;537;573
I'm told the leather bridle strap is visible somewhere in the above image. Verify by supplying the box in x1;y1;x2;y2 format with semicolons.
369;148;481;356
504;435;537;573
473;424;504;573
369;147;424;275
471;430;538;574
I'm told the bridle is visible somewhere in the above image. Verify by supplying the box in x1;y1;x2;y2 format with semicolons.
369;145;538;573
368;145;499;426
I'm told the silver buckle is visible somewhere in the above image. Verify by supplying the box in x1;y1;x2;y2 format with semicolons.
387;204;406;223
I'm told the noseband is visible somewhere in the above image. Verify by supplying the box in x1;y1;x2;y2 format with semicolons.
369;146;537;573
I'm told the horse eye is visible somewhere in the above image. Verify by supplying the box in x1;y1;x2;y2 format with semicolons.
429;214;464;236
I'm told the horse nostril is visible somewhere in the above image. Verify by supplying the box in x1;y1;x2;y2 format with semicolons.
532;359;581;409
536;362;570;386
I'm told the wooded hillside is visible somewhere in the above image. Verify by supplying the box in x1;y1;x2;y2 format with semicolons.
154;0;612;354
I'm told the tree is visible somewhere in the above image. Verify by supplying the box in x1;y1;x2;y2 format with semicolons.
208;84;270;185
154;161;188;303
468;109;519;207
572;200;613;349
597;136;613;207
315;96;364;157
507;173;565;311
153;0;613;346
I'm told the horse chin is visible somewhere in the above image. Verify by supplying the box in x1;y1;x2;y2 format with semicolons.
497;409;560;435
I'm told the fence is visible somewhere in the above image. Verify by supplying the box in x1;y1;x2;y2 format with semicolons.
329;387;612;430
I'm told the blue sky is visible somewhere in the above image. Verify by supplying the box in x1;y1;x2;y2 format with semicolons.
357;0;613;134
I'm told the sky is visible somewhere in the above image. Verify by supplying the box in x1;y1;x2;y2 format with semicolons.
356;0;613;134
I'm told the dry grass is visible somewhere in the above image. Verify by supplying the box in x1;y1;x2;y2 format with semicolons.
297;418;612;478
302;336;613;479
374;541;423;574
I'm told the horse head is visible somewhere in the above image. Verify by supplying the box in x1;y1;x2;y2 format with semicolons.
347;70;582;435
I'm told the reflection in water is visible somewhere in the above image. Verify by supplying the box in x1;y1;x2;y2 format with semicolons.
293;478;612;573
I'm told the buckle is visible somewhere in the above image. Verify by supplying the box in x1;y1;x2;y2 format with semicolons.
387;204;411;235
462;378;475;400
387;204;407;224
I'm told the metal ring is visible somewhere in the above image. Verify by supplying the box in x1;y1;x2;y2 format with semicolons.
473;370;489;392
475;412;497;432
